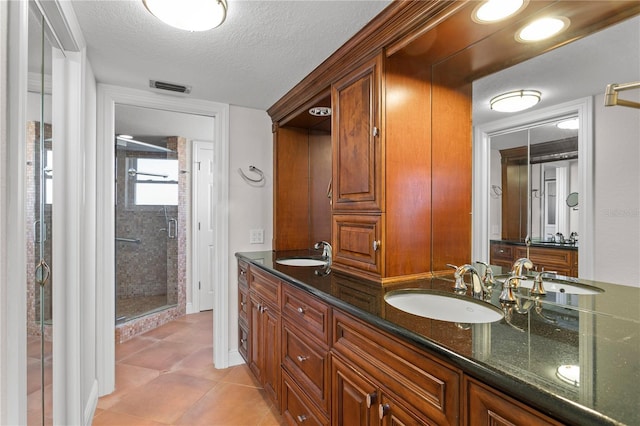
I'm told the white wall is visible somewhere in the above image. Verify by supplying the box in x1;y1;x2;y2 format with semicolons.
227;105;272;360
593;91;640;286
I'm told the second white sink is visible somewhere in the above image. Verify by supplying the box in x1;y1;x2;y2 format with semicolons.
517;279;603;295
384;290;504;323
276;257;327;267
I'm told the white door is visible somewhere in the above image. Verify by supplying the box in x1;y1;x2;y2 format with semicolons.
194;141;215;311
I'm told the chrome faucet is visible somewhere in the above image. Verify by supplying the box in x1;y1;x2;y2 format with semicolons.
555;232;565;243
476;261;496;290
530;270;557;296
510;258;533;288
314;241;332;265
448;264;488;300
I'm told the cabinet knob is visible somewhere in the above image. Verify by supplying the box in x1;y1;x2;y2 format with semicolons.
372;126;379;137
260;305;268;313
365;392;377;408
240;301;245;308
240;269;246;276
296;355;308;362
240;338;246;345
378;403;390;419
373;240;381;251
297;306;305;314
296;414;308;423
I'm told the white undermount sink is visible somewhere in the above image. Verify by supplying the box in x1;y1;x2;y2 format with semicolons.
384;290;504;323
275;257;328;267
517;279;604;295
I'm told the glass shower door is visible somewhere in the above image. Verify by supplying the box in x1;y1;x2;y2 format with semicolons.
115;134;179;322
27;5;54;424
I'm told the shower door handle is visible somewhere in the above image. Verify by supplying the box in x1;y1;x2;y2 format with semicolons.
34;220;47;243
168;218;178;239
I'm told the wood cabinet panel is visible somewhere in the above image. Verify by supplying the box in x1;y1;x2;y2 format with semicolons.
332;310;460;425
282;323;330;415
250;266;281;306
332;54;383;211
282;370;329;426
464;377;563;426
282;284;331;346
490;241;578;277
332;214;383;277
238;320;248;363
331;355;378;426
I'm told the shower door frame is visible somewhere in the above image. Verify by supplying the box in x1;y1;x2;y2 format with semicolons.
96;84;230;396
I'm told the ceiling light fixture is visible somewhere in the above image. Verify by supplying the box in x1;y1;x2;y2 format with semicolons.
556;118;579;130
143;0;228;32
309;107;332;117
490;89;541;112
472;0;527;23
516;17;569;42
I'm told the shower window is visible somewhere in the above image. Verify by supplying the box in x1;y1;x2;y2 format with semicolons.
127;158;179;206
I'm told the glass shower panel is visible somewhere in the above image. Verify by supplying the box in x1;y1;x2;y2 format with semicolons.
26;4;54;425
115;137;179;322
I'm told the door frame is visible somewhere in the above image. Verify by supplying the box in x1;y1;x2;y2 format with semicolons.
96;84;229;395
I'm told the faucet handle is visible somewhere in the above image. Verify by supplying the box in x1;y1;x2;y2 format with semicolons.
500;275;526;303
475;261;495;288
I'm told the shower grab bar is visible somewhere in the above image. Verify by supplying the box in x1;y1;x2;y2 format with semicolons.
116;237;141;244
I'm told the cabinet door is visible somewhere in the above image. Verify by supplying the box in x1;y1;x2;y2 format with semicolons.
262;303;281;407
465;377;562;426
332;54;383;211
379;393;435;426
333;214;383;277
248;295;263;381
332;355;378;426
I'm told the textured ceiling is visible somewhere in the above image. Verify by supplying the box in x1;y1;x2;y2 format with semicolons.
71;0;392;110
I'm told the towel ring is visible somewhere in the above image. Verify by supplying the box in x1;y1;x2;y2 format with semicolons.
238;165;265;184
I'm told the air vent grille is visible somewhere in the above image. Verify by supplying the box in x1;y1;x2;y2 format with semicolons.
149;80;192;94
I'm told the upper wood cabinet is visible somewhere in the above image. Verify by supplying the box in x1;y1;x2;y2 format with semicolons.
331;54;383;212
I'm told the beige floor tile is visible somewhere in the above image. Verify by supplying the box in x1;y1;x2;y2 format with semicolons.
107;372;217;424
115;335;158;361
97;363;161;410
175;381;273;426
220;364;263;388
92;409;169;426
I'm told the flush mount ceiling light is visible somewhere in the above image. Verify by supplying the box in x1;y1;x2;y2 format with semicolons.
516;16;569;42
490;90;541;112
556;118;579;130
309;107;332;117
143;0;228;32
472;0;527;23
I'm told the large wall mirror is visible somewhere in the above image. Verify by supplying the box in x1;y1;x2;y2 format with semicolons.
472;14;640;285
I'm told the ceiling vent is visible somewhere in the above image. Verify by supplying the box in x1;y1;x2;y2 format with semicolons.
149;80;192;94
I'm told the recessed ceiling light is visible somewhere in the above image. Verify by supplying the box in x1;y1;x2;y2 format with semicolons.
309;107;332;117
490;90;541;112
516;17;569;42
143;0;227;32
472;0;527;24
556;118;579;130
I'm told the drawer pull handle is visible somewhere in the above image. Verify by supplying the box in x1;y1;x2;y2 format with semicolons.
259;305;268;313
297;307;305;314
378;403;390;419
373;240;381;251
296;414;308;422
499;249;505;253
240;301;245;308
240;269;246;276
240;338;246;344
296;355;308;362
366;392;377;408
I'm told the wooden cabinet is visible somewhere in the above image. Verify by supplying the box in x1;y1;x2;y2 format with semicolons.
238;260;249;362
500;147;529;242
490;241;578;277
332;310;461;425
281;283;332;419
464;377;563;426
248;266;281;408
332;54;383;212
332;214;383;277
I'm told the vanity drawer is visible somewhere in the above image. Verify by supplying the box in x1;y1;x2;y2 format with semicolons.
282;322;330;414
490;243;514;261
249;266;280;305
281;370;329;426
238;320;249;362
238;259;249;288
238;287;249;324
282;284;331;345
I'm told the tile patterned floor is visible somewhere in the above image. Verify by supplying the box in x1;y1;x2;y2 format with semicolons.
93;310;285;425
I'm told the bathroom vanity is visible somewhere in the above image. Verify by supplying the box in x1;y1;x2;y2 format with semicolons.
490;240;578;277
237;251;639;426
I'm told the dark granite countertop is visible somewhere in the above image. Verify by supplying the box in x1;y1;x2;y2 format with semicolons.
236;250;639;426
491;239;579;250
